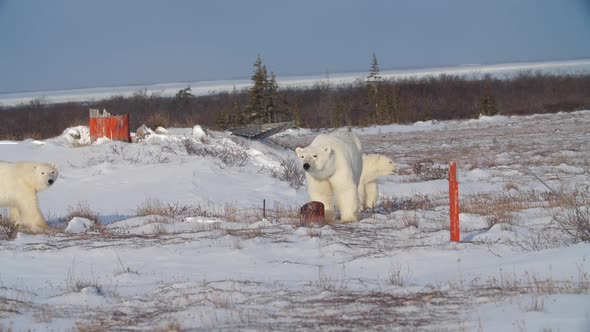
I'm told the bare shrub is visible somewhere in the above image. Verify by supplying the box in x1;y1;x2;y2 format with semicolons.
271;157;305;189
462;192;529;228
523;295;545;312
265;202;300;224
136;198;169;216
144;112;170;129
400;213;419;228
412;160;448;181
180;138;248;167
307;227;322;238
0;217;18;240
221;202;239;222
516;227;573;251
191;222;222;233
387;264;412;287
65;266;103;295
552;186;590;242
151;223;169;236
136;198;198;217
315;266;349;292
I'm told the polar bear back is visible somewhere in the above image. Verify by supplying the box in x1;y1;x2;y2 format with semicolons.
0;162;32;202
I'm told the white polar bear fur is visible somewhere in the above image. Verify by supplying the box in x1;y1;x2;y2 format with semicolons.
295;131;363;223
0;162;58;230
359;154;397;209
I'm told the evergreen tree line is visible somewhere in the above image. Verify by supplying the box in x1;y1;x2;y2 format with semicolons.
1;55;590;140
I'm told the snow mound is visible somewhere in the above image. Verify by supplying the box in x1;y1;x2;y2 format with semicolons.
192;125;208;141
154;126;168;134
56;126;91;146
65;217;95;234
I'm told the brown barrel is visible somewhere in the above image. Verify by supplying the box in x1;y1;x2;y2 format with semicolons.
300;201;326;224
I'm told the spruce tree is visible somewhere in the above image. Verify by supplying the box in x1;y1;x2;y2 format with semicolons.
479;81;498;117
387;86;402;123
266;71;279;123
367;53;382;83
366;53;383;125
246;55;268;123
290;104;302;127
231;85;245;127
331;100;344;128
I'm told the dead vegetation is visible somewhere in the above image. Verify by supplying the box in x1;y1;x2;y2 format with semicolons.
270;157;306;189
65;202;100;223
0;217;18;241
179;137;249;167
552;186;590;243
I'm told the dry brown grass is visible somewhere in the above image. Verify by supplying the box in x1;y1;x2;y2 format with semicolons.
65;202;100;223
144;112;171;129
378;194;439;212
461;191;550;228
552;186;590;242
136;198;175;217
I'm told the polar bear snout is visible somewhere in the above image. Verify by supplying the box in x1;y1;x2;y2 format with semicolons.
303;163;311;171
48;179;54;185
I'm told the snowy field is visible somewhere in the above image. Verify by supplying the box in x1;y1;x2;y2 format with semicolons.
1;111;590;331
1;58;590;107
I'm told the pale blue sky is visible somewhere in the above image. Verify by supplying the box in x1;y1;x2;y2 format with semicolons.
1;0;589;93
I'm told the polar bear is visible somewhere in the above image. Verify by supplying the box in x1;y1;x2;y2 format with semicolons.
358;154;397;209
295;131;363;223
0;162;58;231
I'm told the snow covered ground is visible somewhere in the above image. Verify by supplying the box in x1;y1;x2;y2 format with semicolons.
1;111;589;331
1;58;590;107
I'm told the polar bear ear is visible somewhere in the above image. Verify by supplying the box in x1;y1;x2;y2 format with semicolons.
324;146;332;155
295;147;302;155
52;163;57;168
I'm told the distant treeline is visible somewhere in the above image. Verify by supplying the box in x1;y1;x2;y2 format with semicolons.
1;72;589;140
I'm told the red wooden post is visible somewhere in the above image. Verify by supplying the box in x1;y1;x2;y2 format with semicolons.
449;161;460;242
300;201;326;224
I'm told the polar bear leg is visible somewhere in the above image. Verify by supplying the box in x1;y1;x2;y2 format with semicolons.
306;175;335;222
15;194;48;230
9;207;22;224
358;182;367;210
332;181;359;223
365;181;379;209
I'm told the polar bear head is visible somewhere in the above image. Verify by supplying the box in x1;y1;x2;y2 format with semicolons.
31;163;59;192
362;154;396;180
295;145;335;179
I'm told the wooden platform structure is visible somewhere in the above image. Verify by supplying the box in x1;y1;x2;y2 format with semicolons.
229;121;295;140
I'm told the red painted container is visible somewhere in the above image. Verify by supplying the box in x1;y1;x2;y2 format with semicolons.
89;111;130;143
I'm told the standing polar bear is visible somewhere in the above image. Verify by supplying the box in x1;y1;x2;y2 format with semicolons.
358;154;397;209
0;162;58;231
295;131;363;223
